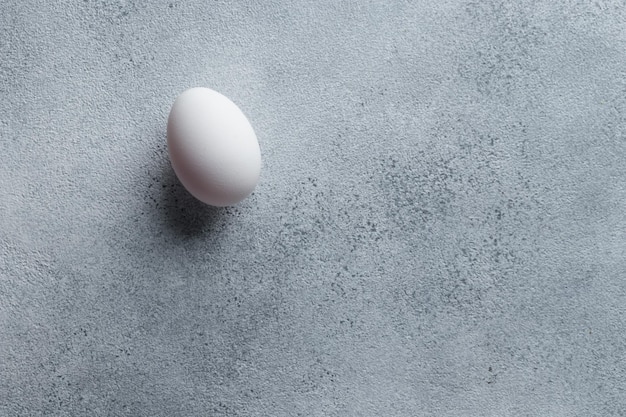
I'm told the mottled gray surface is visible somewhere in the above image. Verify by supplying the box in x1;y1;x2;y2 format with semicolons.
1;0;625;415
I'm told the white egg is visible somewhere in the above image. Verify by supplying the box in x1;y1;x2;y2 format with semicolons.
167;87;261;207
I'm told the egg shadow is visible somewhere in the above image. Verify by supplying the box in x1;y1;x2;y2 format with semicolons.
158;160;227;239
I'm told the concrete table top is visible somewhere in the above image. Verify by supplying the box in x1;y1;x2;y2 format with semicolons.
1;1;625;415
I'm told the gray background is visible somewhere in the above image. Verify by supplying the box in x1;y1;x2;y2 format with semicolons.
1;0;625;415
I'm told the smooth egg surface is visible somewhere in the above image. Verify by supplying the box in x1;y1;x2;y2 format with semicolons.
167;87;261;207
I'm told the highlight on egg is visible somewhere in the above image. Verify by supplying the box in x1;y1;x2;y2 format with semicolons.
167;87;261;207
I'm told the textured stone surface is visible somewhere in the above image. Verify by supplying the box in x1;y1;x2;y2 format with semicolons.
1;1;626;415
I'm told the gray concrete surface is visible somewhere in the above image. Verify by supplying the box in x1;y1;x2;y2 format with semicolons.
1;0;626;415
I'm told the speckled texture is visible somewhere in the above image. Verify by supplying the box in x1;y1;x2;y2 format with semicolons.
1;1;625;416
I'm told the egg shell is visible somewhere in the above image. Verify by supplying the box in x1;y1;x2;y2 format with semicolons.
167;87;261;207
